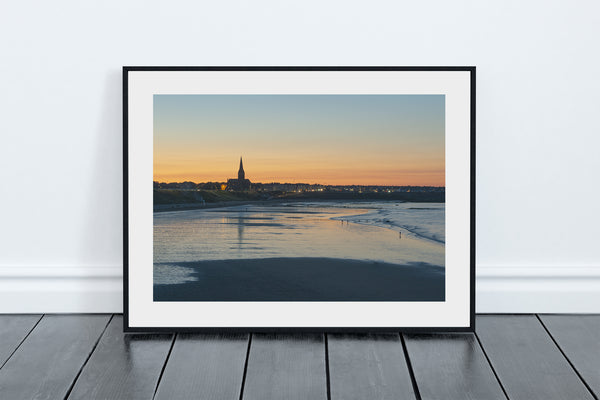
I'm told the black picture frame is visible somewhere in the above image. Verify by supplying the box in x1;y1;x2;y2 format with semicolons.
123;66;475;333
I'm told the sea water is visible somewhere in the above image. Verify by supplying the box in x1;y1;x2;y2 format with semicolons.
153;201;444;285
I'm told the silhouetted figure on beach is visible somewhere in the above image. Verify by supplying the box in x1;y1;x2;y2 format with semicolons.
399;232;402;239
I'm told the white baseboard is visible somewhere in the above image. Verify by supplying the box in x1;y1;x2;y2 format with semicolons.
1;266;599;314
476;266;600;313
0;267;123;313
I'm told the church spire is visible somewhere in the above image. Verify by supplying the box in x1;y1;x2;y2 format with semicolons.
238;157;245;180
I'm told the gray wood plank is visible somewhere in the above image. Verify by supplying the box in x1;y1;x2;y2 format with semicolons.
242;333;327;400
0;314;41;368
0;314;110;400
328;333;416;400
404;333;506;400
539;314;600;398
67;315;173;400
476;315;594;400
154;333;249;400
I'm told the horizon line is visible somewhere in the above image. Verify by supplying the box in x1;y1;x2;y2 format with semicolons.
154;180;445;188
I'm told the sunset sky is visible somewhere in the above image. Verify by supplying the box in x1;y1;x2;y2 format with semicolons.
154;95;445;186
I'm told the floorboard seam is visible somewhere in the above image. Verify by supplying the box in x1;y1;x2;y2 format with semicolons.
400;333;422;400
0;314;44;371
63;314;114;400
535;314;598;400
473;331;510;400
238;333;253;400
152;332;177;400
324;333;332;400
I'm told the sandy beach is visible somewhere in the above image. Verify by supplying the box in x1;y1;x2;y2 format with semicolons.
154;257;444;302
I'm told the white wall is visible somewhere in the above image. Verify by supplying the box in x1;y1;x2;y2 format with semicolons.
1;0;599;313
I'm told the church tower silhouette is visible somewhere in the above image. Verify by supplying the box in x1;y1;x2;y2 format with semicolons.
238;157;245;181
227;156;251;191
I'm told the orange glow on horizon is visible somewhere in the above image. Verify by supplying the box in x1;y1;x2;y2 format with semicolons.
153;159;445;186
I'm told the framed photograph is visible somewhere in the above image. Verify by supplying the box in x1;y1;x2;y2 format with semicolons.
124;67;475;332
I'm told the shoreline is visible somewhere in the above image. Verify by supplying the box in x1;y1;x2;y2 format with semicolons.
154;199;446;246
154;197;444;213
154;257;444;302
154;200;274;213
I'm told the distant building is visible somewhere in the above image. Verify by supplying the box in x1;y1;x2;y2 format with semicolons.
226;157;252;191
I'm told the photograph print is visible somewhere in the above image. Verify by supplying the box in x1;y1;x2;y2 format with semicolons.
124;67;474;330
153;94;446;302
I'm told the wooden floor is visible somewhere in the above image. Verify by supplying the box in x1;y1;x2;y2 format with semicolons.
0;315;598;400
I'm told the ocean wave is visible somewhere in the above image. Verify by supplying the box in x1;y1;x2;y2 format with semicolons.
330;203;445;244
154;264;198;285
